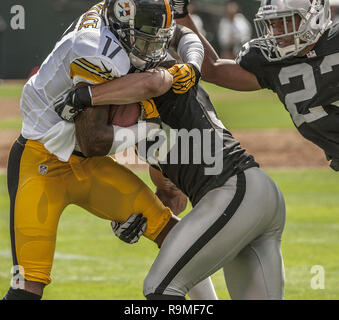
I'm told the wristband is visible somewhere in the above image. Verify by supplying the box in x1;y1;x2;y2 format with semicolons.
75;86;93;109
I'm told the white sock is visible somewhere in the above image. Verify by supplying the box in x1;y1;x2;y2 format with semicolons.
187;277;218;300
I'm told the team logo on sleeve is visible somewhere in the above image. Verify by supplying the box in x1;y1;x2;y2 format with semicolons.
114;0;135;22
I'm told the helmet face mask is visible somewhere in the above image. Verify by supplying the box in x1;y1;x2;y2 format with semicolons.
103;0;174;70
254;0;332;61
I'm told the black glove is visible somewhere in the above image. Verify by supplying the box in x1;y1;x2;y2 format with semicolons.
330;159;339;171
54;86;92;121
111;213;147;244
172;0;190;19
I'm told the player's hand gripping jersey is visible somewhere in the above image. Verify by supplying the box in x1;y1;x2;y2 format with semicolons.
20;2;130;162
236;23;339;167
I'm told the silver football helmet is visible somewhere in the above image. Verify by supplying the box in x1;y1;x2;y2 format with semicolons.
254;0;332;61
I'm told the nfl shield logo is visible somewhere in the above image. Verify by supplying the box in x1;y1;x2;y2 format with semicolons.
38;164;48;175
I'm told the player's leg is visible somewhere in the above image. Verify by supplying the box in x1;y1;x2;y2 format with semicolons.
223;235;285;300
186;277;218;300
223;182;285;299
3;138;68;300
75;155;217;299
143;167;286;299
75;155;172;242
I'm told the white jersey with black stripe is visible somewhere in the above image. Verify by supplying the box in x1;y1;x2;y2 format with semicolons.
20;2;130;161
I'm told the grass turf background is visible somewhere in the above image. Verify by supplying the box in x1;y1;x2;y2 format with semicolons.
0;170;338;300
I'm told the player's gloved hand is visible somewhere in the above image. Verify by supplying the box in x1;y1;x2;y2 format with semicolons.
330;159;339;171
167;63;201;94
111;213;147;244
172;0;190;19
54;86;92;121
139;99;161;125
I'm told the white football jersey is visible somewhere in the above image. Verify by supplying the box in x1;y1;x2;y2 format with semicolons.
20;2;130;161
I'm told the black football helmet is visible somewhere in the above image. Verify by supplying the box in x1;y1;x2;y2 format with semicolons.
103;0;175;70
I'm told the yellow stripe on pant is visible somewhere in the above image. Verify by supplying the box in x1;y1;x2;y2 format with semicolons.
8;138;171;285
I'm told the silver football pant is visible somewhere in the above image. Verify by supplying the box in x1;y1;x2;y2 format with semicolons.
143;167;286;299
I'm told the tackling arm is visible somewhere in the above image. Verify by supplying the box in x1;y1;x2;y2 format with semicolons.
149;166;188;216
55;68;173;121
176;14;262;91
91;68;173;105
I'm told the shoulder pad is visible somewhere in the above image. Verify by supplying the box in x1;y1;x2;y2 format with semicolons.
236;39;267;64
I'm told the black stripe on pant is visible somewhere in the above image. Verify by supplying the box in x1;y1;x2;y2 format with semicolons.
7;135;27;267
154;172;246;295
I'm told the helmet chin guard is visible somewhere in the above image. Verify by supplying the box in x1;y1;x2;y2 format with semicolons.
103;0;175;70
254;0;332;61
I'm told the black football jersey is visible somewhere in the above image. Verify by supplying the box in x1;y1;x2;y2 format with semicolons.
138;84;258;207
237;23;339;162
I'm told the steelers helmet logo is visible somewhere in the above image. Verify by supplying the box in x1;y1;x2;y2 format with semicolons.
114;0;135;23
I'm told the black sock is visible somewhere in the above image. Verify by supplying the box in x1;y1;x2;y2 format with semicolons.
2;287;42;300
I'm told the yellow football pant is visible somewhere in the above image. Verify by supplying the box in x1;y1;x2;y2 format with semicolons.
7;136;171;285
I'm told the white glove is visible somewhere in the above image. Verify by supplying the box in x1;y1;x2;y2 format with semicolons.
111;213;147;244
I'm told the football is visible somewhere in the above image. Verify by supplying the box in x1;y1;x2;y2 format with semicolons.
107;103;141;127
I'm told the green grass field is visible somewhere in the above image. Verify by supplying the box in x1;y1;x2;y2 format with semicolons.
0;82;338;300
0;170;338;300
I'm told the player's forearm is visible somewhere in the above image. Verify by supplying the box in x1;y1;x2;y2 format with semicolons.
154;215;180;248
75;106;113;157
149;166;187;215
176;15;261;91
91;69;173;105
156;188;188;216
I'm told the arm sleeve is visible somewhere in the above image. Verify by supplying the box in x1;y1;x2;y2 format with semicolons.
70;56;119;85
170;25;204;72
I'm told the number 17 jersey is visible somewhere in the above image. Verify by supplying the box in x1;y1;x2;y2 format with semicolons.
20;2;130;162
237;23;339;162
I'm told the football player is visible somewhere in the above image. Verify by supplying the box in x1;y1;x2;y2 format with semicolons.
118;84;286;300
176;0;339;171
61;12;287;301
2;0;214;300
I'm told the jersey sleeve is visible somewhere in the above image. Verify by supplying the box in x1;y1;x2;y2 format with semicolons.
70;26;130;86
235;40;272;90
70;56;118;85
